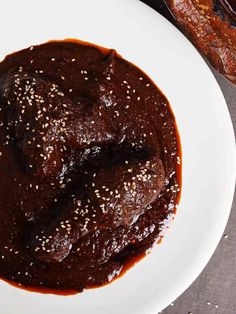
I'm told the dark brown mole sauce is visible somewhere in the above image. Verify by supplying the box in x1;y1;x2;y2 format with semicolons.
0;39;181;294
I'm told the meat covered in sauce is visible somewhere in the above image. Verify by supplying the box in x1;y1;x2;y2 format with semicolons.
0;40;181;293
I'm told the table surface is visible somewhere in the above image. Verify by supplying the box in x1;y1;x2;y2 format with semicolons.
140;1;236;313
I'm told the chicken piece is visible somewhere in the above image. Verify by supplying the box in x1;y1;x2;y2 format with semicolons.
2;73;117;177
29;156;165;263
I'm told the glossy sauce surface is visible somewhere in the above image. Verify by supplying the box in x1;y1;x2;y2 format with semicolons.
0;40;181;293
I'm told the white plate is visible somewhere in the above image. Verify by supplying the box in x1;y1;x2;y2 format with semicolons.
0;0;235;313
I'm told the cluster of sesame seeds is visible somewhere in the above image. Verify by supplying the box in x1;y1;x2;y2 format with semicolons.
135;161;155;183
34;233;54;253
177;156;181;164
24;183;40;191
80;217;91;232
95;160;157;210
124;180;137;197
122;79;142;102
168;202;175;211
166;183;180;193
60;220;73;234
114;110;120;118
1;66;80;176
88;172;121;214
1;245;19;258
80;69;89;81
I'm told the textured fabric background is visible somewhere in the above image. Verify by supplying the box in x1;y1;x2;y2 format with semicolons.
139;1;236;313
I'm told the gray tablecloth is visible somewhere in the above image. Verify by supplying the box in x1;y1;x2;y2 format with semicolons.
139;1;236;313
